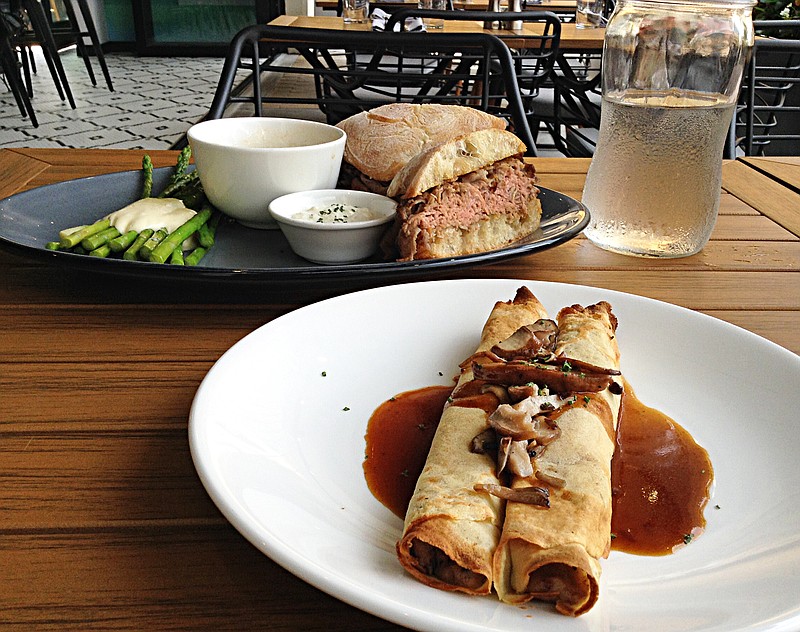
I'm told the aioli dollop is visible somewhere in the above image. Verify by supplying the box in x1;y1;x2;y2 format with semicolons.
106;198;196;234
292;203;382;224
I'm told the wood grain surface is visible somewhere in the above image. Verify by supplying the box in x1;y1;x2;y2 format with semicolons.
268;14;607;50
1;149;798;631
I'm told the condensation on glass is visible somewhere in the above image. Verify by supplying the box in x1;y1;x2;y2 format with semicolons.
582;0;755;258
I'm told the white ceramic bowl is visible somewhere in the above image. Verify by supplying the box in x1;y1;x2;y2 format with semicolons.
268;189;397;264
187;118;347;229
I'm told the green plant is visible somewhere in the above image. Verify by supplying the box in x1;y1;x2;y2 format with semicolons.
753;0;799;21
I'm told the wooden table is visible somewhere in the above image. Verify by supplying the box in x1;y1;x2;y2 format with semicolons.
315;0;578;14
1;148;798;630
270;13;606;49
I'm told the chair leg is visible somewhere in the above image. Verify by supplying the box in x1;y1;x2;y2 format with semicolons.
1;46;39;126
61;0;96;86
66;0;114;91
21;0;77;108
19;44;34;98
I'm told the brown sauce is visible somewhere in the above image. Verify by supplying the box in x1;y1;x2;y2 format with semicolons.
364;385;713;556
363;386;452;519
611;389;714;555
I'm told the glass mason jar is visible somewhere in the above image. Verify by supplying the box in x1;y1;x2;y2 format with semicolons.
581;0;755;258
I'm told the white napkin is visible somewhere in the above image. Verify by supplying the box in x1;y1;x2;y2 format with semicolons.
371;8;426;32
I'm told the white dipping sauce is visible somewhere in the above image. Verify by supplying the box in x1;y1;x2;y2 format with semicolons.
106;198;196;234
292;203;382;224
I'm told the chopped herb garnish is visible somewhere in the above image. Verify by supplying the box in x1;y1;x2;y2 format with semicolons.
583;395;591;404
417;423;427;430
321;371;327;377
342;406;350;411
400;469;410;478
683;533;694;544
561;361;573;372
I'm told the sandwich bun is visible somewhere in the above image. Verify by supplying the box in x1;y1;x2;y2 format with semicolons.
336;104;506;183
387;128;527;199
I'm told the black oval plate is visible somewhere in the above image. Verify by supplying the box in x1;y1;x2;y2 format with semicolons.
0;167;588;284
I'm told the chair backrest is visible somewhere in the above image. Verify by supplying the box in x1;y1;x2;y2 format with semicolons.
386;8;561;103
202;24;540;154
735;20;800;156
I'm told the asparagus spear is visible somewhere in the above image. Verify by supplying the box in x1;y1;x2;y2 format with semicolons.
158;170;199;200
169;248;185;265
158;146;192;196
108;230;139;253
174;146;191;179
59;218;110;249
81;226;120;251
176;181;205;209
141;155;154;199
123;228;154;261
148;208;212;264
185;246;207;266
139;228;168;260
45;241;61;250
198;210;222;248
89;244;112;258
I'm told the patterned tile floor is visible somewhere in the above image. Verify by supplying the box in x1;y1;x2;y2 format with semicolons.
0;45;566;154
0;47;224;149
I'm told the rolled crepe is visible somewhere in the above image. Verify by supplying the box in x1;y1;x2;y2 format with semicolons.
492;301;621;615
396;286;550;595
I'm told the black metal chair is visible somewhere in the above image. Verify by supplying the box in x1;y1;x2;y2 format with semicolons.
733;20;800;156
546;51;602;156
4;0;76;108
529;0;609;156
385;8;561;148
386;8;599;158
59;0;114;91
1;9;37;125
184;24;540;154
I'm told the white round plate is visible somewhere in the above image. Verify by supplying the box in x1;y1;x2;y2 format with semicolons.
189;279;800;632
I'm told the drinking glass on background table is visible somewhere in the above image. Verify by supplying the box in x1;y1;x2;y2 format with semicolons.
418;0;446;28
581;0;755;258
343;0;369;23
575;0;604;28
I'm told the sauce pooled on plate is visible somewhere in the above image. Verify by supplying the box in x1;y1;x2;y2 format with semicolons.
364;385;713;556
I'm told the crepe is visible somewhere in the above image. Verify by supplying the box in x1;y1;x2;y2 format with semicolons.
396;286;550;595
492;301;621;615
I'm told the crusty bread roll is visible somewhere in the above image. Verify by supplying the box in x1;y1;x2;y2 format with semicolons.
336;104;506;183
386;128;542;261
387;129;527;199
394;199;543;261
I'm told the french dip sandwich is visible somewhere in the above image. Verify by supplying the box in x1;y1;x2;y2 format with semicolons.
336;103;507;195
385;128;542;261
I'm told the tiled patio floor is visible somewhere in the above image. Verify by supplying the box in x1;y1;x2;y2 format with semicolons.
0;47;224;149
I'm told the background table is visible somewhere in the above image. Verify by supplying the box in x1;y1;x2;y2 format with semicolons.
1;148;798;630
269;14;606;49
314;0;578;13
